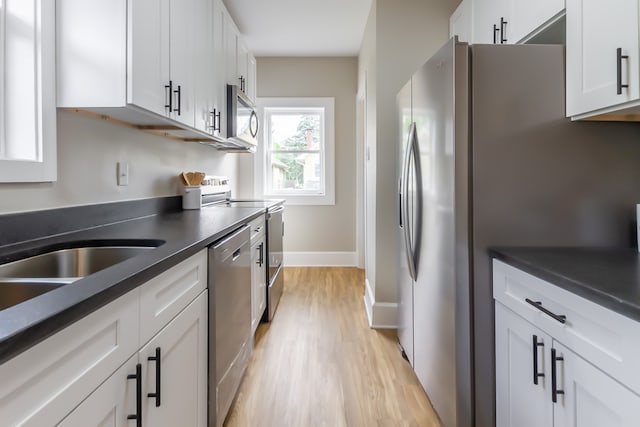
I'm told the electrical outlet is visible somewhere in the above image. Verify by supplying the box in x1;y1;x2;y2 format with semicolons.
117;162;129;186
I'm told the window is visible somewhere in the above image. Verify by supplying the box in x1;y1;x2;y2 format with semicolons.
255;97;335;205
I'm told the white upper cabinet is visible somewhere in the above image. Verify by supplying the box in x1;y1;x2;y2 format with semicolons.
566;0;640;119
57;0;257;142
473;0;509;44
168;0;196;127
449;0;473;43
472;0;564;44
0;0;56;182
211;0;228;138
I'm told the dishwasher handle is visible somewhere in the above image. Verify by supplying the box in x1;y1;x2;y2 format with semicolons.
213;224;250;254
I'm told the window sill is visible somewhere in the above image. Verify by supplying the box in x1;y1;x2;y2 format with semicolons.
262;194;335;206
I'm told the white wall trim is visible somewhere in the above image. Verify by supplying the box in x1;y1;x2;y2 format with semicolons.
284;251;357;267
363;278;398;329
364;278;374;325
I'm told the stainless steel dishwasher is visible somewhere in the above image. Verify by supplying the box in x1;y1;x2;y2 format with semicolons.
208;224;251;427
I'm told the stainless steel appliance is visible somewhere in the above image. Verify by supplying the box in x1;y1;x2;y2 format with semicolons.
265;205;284;321
200;178;285;322
397;39;640;427
226;84;258;149
208;225;251;427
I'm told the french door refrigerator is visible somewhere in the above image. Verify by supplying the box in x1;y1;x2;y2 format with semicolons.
397;38;640;427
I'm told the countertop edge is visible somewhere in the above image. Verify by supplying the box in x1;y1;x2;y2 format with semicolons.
0;208;266;364
490;248;640;323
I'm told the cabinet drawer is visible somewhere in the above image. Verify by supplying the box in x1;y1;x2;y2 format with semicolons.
493;259;640;395
248;215;265;243
139;249;207;346
0;291;139;426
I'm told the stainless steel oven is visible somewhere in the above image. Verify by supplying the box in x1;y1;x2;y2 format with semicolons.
265;205;284;321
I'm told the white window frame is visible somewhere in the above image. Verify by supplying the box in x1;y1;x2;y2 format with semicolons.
255;97;335;206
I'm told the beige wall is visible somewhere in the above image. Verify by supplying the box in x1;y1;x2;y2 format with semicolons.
360;0;460;304
0;111;239;214
238;57;358;253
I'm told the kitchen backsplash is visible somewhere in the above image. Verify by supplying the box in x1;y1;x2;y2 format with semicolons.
0;111;239;215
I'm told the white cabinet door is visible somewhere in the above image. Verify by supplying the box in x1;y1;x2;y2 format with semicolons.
224;12;239;87
237;40;249;95
508;0;564;43
495;303;553;427
0;292;139;426
168;0;196;127
0;0;56;182
194;0;213;134
139;249;207;346
140;291;208;427
251;236;266;333
449;0;473;42
552;341;640;427
128;0;170;117
566;0;639;117
57;355;138;427
473;0;508;44
211;0;227;138
247;53;257;104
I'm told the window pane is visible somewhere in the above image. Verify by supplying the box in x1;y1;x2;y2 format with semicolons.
270;152;321;192
269;112;321;151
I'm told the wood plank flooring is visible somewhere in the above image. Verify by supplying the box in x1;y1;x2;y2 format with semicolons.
224;267;442;427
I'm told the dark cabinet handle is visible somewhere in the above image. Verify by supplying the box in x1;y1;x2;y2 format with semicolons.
174;85;182;115
147;347;161;407
165;81;173;112
214;109;221;132
525;298;567;324
532;335;545;385
551;348;565;403
493;24;499;44
257;242;264;266
127;363;142;427
500;17;508;43
617;47;629;95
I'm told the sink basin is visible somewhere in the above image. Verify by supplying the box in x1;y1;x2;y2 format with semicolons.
0;246;156;279
0;279;68;311
0;241;162;310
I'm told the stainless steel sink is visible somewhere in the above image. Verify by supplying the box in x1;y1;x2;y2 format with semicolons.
0;246;155;279
0;280;67;311
0;243;160;310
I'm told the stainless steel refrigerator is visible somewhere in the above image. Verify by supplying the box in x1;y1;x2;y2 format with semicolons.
397;38;640;427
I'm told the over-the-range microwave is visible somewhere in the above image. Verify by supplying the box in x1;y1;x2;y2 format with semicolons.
226;84;258;148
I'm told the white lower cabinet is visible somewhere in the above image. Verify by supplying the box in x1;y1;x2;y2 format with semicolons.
494;259;640;427
139;291;208;427
495;303;553;427
0;250;208;427
57;355;138;427
60;291;207;427
250;216;266;334
553;341;640;427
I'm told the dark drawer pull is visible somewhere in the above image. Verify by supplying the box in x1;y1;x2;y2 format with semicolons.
147;347;161;407
525;298;566;324
127;363;142;427
532;334;545;385
551;348;565;403
617;47;629;95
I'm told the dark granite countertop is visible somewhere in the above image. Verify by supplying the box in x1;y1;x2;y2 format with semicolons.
490;247;640;323
0;201;272;364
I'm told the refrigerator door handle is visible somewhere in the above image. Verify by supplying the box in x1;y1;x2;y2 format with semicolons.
402;123;418;281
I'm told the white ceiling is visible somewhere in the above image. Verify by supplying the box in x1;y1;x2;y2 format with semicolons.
222;0;373;57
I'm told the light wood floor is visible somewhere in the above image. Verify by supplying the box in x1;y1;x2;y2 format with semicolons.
224;267;442;427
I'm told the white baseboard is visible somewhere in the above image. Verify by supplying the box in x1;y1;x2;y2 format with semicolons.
283;251;357;267
363;278;398;329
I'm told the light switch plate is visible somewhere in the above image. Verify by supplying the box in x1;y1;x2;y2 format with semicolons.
117;162;129;186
